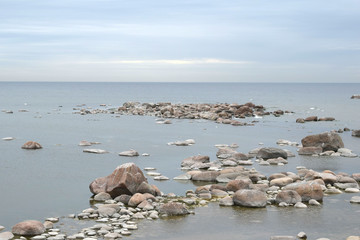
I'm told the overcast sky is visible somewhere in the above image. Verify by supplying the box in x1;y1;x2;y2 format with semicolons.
0;0;359;82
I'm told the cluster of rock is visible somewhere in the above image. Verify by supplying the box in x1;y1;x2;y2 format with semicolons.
296;116;335;123
298;132;357;157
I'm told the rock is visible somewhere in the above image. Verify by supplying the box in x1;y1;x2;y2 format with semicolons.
97;207;116;217
318;117;335;121
43;221;53;229
351;94;360;99
0;226;4;232
352;130;360;137
298;147;323;155
114;194;131;204
226;179;251;192
83;149;108;154
267;157;288;165
270;177;293;187
270;236;296;240
94;192;112;201
0;232;14;240
21;141;42;150
2;137;14;141
128;193;146;207
297;232;307;239
136;182;157;195
275;190;301;204
350;196;360;203
338;148;358;157
309;199;321;205
296;118;305;123
119;150;139;157
284;182;323;201
89;162;148;198
154;175;169;181
346;237;360;240
352;173;360;182
104;232;121;240
181;155;210;168
304;116;317;121
276;139;299;146
219;196;234;206
256;147;288;160
192;171;220;182
334;182;359;190
12;220;45;236
294;202;307;208
301;132;344;152
318;172;337;185
173;173;192;180
79;140;92;146
158;202;190;216
233;189;267;208
211;189;228;198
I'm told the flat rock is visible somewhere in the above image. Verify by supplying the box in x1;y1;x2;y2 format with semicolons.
154;175;169;181
350;196;360;203
79;140;92;146
173;173;192;180
119;150;139;157
83;149;108;154
192;171;220;182
2;137;14;141
270;236;296;240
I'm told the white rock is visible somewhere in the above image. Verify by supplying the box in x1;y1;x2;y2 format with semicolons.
46;217;59;222
83;149;108;154
345;188;360;193
144;167;156;171
309;199;321;206
294;202;307;208
154;175;169;181
141;153;150;156
119;149;139;157
2;137;14;141
350;196;360;203
173;173;191;180
146;172;161;176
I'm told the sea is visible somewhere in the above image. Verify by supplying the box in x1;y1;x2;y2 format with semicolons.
0;82;359;239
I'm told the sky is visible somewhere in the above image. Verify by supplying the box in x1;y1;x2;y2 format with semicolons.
0;0;359;82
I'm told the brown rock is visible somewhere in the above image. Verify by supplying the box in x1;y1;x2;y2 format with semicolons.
275;190;302;204
301;132;344;152
89;162;148;198
21;141;42;150
296;118;305;123
352;173;360;182
284;182;323;201
270;177;293;187
181;155;210;167
268;173;287;182
318;117;335;121
128;193;146;207
192;171;220;182
298;147;323;155
352;130;360;137
226;179;251;192
158;202;190;216
233;189;267;208
12;220;45;236
305;116;318;121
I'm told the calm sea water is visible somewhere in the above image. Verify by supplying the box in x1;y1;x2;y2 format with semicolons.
0;82;359;239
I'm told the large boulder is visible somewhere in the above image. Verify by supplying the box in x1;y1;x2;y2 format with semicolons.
256;147;288;160
283;181;323;201
301;132;344;152
233;189;267;208
89;162;148;198
12;220;45;236
158;202;190;216
21;141;42;150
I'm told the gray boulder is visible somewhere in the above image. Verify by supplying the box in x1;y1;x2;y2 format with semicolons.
256;147;288;160
12;220;45;236
233;189;267;208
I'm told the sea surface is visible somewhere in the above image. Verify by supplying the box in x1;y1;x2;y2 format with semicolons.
0;82;359;239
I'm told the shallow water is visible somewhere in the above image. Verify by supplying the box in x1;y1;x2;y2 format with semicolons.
0;82;359;239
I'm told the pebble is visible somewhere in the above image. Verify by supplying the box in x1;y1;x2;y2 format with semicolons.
294;202;307;208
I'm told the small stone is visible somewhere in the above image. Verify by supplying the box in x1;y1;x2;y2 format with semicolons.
297;232;307;239
141;153;150;156
45;217;59;223
79;140;92;146
309;199;321;206
294;202;307;208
